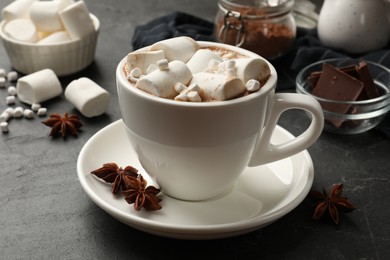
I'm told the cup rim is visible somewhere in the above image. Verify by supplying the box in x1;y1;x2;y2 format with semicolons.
0;13;100;47
296;58;390;105
117;41;278;108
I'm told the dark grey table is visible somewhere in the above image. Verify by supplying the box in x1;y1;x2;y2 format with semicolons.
1;0;389;259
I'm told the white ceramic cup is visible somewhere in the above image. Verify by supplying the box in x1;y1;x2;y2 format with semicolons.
116;41;324;201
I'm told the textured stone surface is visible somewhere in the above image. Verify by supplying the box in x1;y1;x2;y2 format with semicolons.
1;0;389;259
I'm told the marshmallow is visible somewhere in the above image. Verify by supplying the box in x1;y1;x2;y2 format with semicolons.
146;64;158;74
16;69;62;105
13;107;23;118
31;103;41;112
0;77;6;88
1;0;37;20
3;19;38;43
23;109;34;119
37;107;47;116
6;95;16;105
0;122;9;133
7;71;18;81
174;92;188;102
234;58;271;84
29;1;65;33
8;86;16;95
136;60;192;99
0;112;10;123
65;77;110;118
207;59;222;73
190;72;246;101
149;36;200;63
126;50;165;74
0;69;6;78
187;91;202;102
246;79;261;92
186;49;223;74
37;31;71;44
59;1;95;39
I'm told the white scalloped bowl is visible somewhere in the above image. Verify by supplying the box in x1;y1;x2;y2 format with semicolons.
0;14;99;77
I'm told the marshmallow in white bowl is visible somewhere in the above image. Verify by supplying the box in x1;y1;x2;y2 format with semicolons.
3;19;38;43
136;60;192;99
65;77;110;117
149;36;200;63
16;69;62;105
186;49;223;74
29;0;65;33
126;50;165;74
190;72;246;101
1;0;37;21
37;31;71;44
59;0;96;39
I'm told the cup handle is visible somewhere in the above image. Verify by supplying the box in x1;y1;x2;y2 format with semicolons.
248;93;324;166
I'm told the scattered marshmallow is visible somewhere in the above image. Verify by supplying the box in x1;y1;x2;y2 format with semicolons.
59;0;96;39
7;71;18;81
149;36;200;63
3;19;38;43
29;0;65;33
0;122;9;133
31;103;41;112
7;86;16;95
16;69;62;105
13;107;24;118
37;31;71;44
246;79;261;92
6;95;16;105
0;69;6;78
126;50;165;74
136;60;192;99
65;77;110;117
190;72;246;101
4;107;14;116
234;58;271;84
23;109;34;119
1;0;37;21
0;77;6;88
186;49;223;74
0;112;10;123
37;107;47;116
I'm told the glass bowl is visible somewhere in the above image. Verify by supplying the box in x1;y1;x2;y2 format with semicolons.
296;58;390;134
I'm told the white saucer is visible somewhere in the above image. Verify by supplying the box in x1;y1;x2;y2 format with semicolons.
77;120;314;240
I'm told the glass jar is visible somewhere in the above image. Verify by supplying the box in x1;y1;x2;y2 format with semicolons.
215;0;296;59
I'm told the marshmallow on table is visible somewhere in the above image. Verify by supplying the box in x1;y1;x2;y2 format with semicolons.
1;0;37;21
186;49;223;74
136;60;192;99
3;19;38;43
149;36;200;63
65;77;110;117
234;58;271;84
37;31;71;44
190;72;246;101
126;50;165;74
29;1;66;33
59;1;95;39
16;69;62;105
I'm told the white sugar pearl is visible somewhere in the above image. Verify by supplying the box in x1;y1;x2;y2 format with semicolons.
8;86;16;95
1;122;9;133
7;71;18;81
37;107;47;116
13;107;23;118
0;77;6;88
6;95;16;105
246;79;260;92
31;103;41;112
157;59;169;71
23;109;34;119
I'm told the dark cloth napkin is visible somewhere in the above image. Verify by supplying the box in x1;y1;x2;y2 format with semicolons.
131;12;390;137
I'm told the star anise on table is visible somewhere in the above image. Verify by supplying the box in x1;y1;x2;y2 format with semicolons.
123;174;162;211
309;183;356;225
91;163;162;211
42;113;82;138
91;163;139;195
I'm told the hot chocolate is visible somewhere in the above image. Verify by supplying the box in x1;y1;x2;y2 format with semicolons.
123;36;271;102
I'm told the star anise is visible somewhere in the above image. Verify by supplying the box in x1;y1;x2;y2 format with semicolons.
42;113;82;138
91;163;138;195
309;183;356;225
122;174;162;211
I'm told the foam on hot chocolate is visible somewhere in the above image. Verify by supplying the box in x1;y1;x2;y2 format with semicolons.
124;36;271;102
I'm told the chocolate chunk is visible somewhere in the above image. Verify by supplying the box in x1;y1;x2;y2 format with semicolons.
312;63;364;114
356;61;379;99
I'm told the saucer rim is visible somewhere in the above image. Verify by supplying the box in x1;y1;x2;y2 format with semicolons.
77;120;314;238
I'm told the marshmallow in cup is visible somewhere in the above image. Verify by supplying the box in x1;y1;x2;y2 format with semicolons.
116;39;324;201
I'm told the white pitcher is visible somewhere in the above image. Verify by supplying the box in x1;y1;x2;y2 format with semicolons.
317;0;390;53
